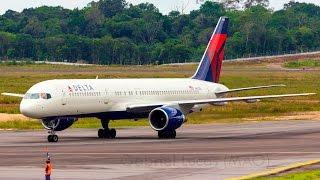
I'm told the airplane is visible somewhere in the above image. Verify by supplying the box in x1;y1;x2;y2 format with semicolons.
1;17;315;142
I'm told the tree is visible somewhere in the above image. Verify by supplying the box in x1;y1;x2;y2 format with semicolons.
3;10;20;20
199;1;225;17
295;26;314;51
169;11;180;18
14;34;36;58
133;12;163;44
84;4;104;37
44;36;65;60
0;32;16;59
219;0;269;9
64;9;86;35
90;0;127;18
0;0;319;65
22;17;45;38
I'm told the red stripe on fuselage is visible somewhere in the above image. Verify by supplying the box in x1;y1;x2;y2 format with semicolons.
207;34;227;82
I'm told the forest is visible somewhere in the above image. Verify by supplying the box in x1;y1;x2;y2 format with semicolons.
0;0;319;65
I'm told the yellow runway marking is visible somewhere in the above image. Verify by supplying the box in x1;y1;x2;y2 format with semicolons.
228;159;320;180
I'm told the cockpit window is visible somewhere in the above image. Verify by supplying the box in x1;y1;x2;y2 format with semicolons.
40;93;52;99
24;93;52;99
24;93;39;99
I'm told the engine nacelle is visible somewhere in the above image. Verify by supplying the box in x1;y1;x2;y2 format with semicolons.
41;117;78;131
149;107;186;131
211;102;228;106
245;99;260;103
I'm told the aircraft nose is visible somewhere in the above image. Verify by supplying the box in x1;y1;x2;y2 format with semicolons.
20;100;39;118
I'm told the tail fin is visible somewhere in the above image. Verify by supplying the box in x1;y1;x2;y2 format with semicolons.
192;17;229;83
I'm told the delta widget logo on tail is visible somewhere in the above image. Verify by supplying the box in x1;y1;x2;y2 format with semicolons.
192;17;229;83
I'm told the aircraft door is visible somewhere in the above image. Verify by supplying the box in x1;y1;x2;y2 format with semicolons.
103;89;109;105
61;89;67;106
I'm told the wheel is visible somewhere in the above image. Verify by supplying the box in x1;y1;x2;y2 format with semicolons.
52;135;59;142
98;129;117;139
158;131;165;139
47;135;53;142
98;129;104;138
103;130;110;138
47;135;59;142
158;130;176;139
109;129;116;139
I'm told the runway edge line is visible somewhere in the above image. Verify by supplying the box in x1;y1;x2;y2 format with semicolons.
227;159;320;180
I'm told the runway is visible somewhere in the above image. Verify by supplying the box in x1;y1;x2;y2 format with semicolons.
1;120;320;180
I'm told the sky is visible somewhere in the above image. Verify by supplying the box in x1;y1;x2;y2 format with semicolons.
0;0;320;15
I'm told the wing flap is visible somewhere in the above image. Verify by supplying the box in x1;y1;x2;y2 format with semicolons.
216;84;286;94
126;103;163;113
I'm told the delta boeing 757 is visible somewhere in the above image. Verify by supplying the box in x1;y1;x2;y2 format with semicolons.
1;17;315;142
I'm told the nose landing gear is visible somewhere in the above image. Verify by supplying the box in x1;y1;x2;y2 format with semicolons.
98;119;117;139
48;135;59;142
45;120;59;143
47;129;59;142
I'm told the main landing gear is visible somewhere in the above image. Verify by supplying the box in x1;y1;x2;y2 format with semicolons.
98;119;117;139
158;129;176;139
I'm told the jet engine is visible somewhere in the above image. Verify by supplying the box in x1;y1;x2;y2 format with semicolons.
41;117;78;131
149;106;186;131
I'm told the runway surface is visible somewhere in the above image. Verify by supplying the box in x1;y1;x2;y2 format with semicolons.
1;120;320;180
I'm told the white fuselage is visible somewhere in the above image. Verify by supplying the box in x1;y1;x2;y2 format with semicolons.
20;78;229;119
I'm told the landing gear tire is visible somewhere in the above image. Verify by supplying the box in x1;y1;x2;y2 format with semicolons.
98;128;117;139
98;129;105;138
99;119;117;139
158;130;176;139
48;135;59;142
109;129;116;139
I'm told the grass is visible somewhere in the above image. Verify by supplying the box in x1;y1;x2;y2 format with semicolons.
0;119;149;130
0;120;42;130
251;169;320;180
0;61;319;129
284;59;320;68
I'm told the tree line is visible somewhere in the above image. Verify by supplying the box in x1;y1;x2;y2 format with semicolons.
0;0;319;65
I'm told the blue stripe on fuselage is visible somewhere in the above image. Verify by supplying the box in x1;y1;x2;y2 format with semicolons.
44;111;150;120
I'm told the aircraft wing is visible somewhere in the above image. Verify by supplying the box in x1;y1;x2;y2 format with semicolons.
216;84;286;95
126;103;163;113
126;93;315;113
177;93;315;105
1;93;25;98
